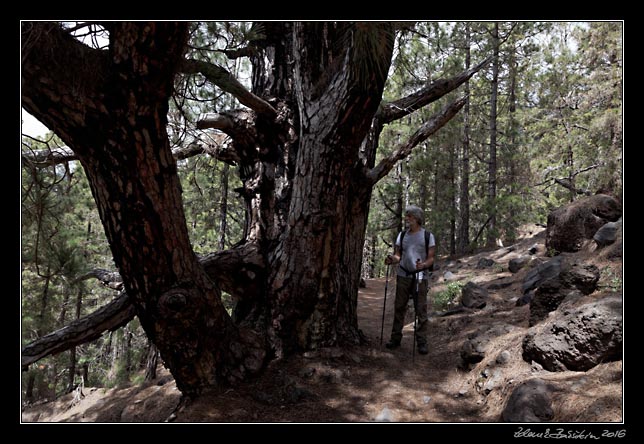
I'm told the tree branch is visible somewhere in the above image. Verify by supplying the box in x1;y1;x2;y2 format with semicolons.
21;243;266;369
174;140;240;166
181;58;277;117
21;145;76;168
196;111;259;159
22;134;239;168
379;56;491;124
200;242;265;298
22;292;136;371
196;113;235;132
367;96;467;185
554;178;592;196
72;268;123;290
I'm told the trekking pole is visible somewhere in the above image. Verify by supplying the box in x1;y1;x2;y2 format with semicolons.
380;264;390;346
412;259;420;363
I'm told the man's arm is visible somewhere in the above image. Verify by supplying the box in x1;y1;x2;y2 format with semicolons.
386;244;402;265
417;246;435;270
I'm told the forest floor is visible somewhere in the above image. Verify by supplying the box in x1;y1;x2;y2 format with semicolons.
21;225;624;425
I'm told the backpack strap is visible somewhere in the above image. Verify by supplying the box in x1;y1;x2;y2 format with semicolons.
400;229;430;253
399;229;434;273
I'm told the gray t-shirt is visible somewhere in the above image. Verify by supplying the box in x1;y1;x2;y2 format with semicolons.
395;228;435;280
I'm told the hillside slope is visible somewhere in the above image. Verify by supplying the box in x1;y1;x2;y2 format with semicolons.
21;226;623;424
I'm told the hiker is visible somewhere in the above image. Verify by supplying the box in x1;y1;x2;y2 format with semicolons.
384;205;436;355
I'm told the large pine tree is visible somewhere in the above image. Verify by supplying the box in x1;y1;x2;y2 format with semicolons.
22;21;486;397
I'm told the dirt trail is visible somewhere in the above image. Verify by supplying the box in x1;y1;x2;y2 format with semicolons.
21;229;623;423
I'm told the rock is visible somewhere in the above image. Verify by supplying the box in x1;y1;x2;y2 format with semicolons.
594;220;620;247
443;270;457;281
509;255;531;273
461;281;488;309
522;256;563;295
529;278;571;326
481;368;504;394
516;291;533;307
523;295;622;371
502;379;554;422
487;279;513;290
476;257;496;269
545;194;621;254
496;350;512;365
459;324;515;370
529;262;600;326
460;336;488;369
531;361;544;372
375;406;394;422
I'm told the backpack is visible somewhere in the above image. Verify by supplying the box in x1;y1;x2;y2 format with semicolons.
399;229;435;272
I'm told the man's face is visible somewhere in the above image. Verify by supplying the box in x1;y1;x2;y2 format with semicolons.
405;213;418;229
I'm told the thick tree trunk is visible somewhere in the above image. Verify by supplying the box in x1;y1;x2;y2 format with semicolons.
22;22;264;396
23;22;486;397
262;23;395;353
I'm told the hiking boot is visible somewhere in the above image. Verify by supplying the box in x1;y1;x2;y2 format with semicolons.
417;343;428;355
385;340;401;349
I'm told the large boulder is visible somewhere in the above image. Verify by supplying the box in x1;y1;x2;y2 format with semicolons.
523;295;622;371
545;194;621;254
522;256;563;295
529;262;600;326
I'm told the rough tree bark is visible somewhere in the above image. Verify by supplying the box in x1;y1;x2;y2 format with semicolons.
22;21;488;397
22;22;265;396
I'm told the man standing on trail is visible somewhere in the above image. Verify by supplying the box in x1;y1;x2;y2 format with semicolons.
384;205;435;355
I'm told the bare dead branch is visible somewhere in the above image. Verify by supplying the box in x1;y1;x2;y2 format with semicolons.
367;96;467;185
21;145;77;168
22;134;239;168
554;178;592;196
72;268;123;290
379;56;490;124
